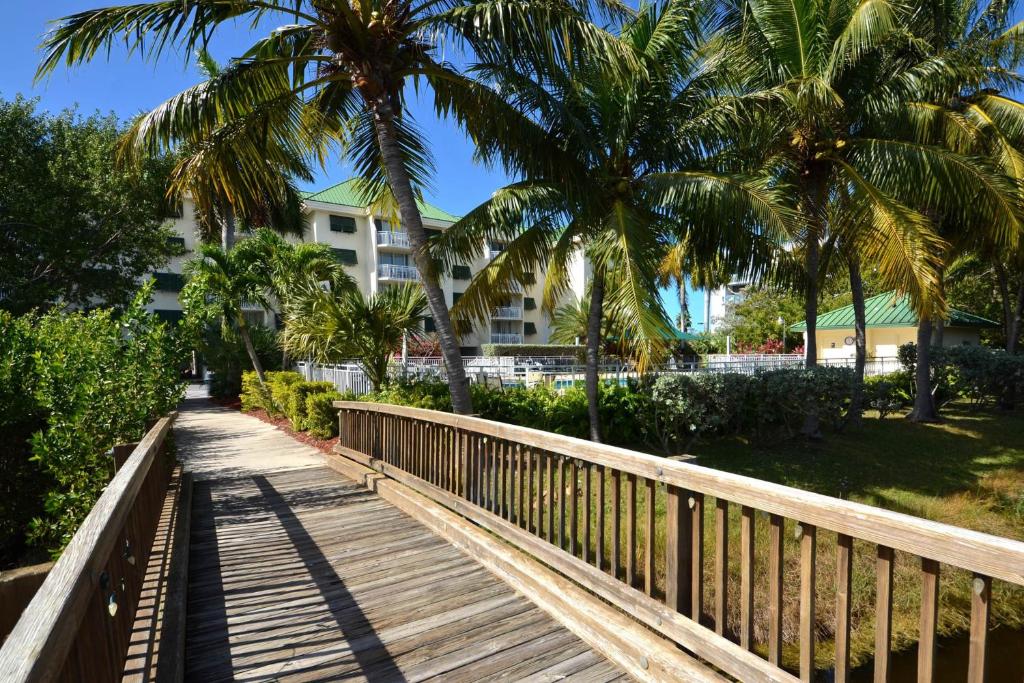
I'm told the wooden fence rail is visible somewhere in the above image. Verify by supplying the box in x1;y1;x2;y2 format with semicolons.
0;413;177;683
333;401;1024;683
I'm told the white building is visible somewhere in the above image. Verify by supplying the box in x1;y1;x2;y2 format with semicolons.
701;277;752;333
146;179;558;353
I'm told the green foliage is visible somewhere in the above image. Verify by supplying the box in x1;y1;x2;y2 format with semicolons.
287;381;336;430
898;343;1024;408
240;370;271;412
266;371;304;417
864;372;913;419
0;96;180;314
202;325;281;398
305;390;348;438
718;288;806;352
371;379;454;412
480;344;583;358
0;287;185;562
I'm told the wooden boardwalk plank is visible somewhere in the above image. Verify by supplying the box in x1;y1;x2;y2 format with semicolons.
177;402;627;683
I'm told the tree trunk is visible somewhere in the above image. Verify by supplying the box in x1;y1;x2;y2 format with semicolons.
222;204;236;252
678;278;688;333
585;269;607;443
908;317;940;422
801;235;821;437
237;315;266;384
369;96;473;414
703;288;711;333
847;254;866;427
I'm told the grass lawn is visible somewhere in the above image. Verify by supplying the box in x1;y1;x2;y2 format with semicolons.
683;402;1024;672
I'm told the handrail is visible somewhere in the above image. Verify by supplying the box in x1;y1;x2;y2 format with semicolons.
333;401;1024;682
0;413;177;682
335;401;1023;583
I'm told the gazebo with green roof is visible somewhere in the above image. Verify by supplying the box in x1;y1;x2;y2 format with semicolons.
790;292;997;361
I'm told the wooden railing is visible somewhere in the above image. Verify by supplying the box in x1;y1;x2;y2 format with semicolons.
0;414;177;682
333;401;1024;683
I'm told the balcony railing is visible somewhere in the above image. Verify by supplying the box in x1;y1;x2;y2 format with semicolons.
378;264;420;281
491;306;523;320
490;333;523;344
377;231;411;248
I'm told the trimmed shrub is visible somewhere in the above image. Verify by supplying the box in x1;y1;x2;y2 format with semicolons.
305;390;346;438
266;371;303;416
287;381;336;430
864;371;913;419
240;370;270;412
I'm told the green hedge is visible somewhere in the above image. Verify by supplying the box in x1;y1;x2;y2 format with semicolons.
480;344;583;358
288;381;336;430
305;390;347;438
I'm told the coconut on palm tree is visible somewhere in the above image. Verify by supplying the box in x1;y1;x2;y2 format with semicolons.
438;0;793;441
38;0;629;415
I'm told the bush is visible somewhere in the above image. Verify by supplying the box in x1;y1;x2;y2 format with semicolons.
266;371;304;416
0;287;185;562
864;371;913;419
287;381;336;430
240;370;270;412
305;390;348;438
898;343;1024;408
201;324;281;398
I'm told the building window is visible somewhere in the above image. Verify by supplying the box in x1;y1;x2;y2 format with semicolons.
523;271;536;285
453;292;463;305
332;248;358;266
524;297;537;311
459;346;478;356
242;310;266;328
452;265;472;280
153;272;184;292
524;322;537;336
424;317;436;333
425;228;442;240
330;215;357;233
379;252;410;266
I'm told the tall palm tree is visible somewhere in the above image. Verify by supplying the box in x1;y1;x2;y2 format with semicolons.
38;0;627;415
181;243;271;383
722;0;1022;431
438;0;793;441
283;280;428;391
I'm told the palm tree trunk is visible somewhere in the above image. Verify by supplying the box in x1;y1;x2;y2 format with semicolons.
222;204;236;252
678;278;688;333
908;317;939;422
847;254;866;427
237;315;266;384
997;264;1024;353
585;269;606;443
801;234;821;437
369;98;472;414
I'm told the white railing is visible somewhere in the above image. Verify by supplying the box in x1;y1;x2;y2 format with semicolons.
378;264;420;281
491;306;523;320
491;333;523;344
377;231;411;248
297;361;375;395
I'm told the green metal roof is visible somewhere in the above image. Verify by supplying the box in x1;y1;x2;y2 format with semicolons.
790;291;998;331
302;179;460;223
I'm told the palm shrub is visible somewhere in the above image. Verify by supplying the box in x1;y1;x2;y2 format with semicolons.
201;324;281;398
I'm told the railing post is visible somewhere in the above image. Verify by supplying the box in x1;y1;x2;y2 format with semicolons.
665;485;692;615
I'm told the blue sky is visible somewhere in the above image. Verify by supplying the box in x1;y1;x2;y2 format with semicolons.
1;1;706;327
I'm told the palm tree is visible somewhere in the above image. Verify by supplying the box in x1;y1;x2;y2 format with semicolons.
38;0;627;416
282;280;428;391
181;243;271;383
438;1;792;441
722;0;1022;431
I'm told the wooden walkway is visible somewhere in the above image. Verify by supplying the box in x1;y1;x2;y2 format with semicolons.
177;402;627;682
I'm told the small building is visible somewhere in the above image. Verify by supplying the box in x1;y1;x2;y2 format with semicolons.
790;291;998;361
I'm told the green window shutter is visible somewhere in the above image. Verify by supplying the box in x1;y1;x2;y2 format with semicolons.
166;236;186;251
524;322;537;335
425;228;442;240
332;248;358;266
452;265;472;280
452;292;463;305
459;346;478;356
153;272;184;292
330;215;357;233
523;271;536;285
424;317;436;333
524;297;537;311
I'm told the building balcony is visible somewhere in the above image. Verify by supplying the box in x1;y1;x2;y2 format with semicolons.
491;306;523;320
490;333;523;344
488;249;504;260
377;230;411;249
378;264;420;282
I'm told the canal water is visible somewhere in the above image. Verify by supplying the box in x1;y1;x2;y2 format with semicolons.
839;627;1024;682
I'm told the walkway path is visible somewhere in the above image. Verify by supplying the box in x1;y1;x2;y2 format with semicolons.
175;400;627;682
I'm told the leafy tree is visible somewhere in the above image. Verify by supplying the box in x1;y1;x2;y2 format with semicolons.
718;287;806;352
39;0;622;416
440;1;792;441
0;96;179;314
181;243;271;383
282;281;428;391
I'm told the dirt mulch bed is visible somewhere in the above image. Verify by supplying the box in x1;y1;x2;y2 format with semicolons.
242;406;339;455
